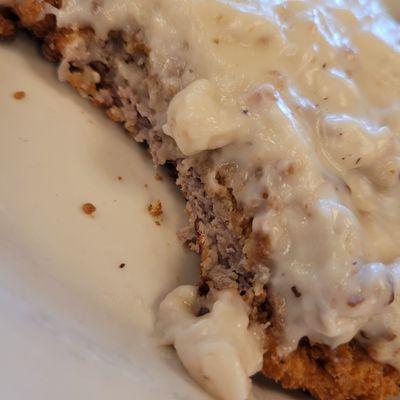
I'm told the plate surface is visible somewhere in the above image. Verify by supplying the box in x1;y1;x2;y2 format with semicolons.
0;35;310;400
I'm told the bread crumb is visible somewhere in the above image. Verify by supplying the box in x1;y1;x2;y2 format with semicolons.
155;172;163;181
148;200;163;217
13;91;26;100
106;106;122;122
119;263;126;269
117;176;123;181
148;200;163;225
82;202;96;215
144;183;148;188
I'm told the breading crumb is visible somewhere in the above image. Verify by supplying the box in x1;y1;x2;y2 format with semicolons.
117;176;123;181
119;263;126;269
155;172;163;181
13;91;26;100
82;202;96;215
148;200;163;217
148;200;163;225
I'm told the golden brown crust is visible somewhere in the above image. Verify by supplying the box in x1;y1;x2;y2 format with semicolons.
0;12;16;38
4;2;400;399
263;332;400;400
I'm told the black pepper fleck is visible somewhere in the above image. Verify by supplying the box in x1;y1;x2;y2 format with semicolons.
387;277;395;305
291;286;302;298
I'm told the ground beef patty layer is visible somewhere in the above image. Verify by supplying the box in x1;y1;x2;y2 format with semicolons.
1;2;399;399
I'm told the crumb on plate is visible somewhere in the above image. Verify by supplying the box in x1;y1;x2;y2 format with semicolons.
82;202;96;215
13;91;26;100
148;200;163;225
148;200;162;217
155;172;163;181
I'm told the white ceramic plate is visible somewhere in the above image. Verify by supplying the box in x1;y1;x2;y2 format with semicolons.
0;34;310;400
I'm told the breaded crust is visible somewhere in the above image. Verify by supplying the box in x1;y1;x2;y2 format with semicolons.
0;12;16;38
2;2;399;399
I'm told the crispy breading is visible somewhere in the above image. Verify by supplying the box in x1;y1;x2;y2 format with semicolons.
0;11;16;38
263;332;400;400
